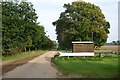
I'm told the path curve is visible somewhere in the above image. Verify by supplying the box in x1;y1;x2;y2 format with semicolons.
3;51;59;78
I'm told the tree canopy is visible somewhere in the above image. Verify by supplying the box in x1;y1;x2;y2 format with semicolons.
53;1;110;49
112;40;120;45
2;1;54;54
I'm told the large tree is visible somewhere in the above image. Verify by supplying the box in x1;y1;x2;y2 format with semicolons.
53;1;110;49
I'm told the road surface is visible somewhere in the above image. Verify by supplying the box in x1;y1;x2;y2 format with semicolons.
2;51;59;78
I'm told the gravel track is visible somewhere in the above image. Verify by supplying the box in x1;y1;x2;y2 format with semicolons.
2;51;59;78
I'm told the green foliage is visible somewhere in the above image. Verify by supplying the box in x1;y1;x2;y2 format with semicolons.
41;36;54;49
53;1;110;49
0;54;2;61
112;40;120;45
2;0;53;54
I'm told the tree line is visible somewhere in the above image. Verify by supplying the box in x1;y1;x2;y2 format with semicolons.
110;40;120;45
2;1;54;54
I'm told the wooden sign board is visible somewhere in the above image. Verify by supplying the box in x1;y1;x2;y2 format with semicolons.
72;41;94;52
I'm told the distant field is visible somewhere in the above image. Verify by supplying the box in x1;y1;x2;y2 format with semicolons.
97;45;119;52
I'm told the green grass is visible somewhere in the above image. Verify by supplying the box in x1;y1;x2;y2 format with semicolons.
2;50;48;62
0;44;2;61
53;54;119;78
0;54;1;61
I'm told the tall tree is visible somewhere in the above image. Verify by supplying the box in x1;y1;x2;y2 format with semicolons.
53;1;110;49
0;2;2;52
2;0;53;54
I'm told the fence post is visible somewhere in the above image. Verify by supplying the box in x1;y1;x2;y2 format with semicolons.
99;53;101;58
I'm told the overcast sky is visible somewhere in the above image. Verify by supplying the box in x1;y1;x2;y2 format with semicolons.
28;0;119;43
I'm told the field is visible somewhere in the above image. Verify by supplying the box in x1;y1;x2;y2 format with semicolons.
53;54;119;78
97;45;119;53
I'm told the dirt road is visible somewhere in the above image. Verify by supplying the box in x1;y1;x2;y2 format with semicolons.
2;51;59;78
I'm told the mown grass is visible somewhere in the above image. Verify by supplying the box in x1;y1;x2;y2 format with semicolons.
2;50;48;62
53;54;119;78
0;54;1;61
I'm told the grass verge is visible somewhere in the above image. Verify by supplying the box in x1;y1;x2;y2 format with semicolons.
2;50;48;75
0;54;1;61
2;50;48;62
53;54;119;78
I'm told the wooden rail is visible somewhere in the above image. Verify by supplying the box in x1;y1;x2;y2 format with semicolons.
58;52;94;57
94;50;114;58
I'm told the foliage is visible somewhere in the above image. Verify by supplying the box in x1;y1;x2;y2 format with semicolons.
0;54;1;61
112;40;120;45
41;36;54;49
53;1;110;49
2;0;53;54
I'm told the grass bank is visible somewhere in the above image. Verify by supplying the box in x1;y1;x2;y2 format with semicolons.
2;50;48;62
0;54;2;61
53;54;119;78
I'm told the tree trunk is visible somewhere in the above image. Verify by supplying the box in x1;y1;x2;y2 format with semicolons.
35;47;37;50
25;47;26;52
29;48;30;52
